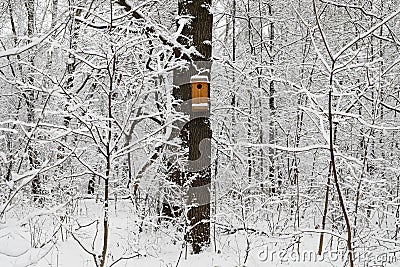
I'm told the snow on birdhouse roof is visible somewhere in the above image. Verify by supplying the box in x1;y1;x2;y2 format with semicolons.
190;75;209;83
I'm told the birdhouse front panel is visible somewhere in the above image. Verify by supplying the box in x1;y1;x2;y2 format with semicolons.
191;75;209;112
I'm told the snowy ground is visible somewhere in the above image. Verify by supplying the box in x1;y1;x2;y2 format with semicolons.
0;199;398;267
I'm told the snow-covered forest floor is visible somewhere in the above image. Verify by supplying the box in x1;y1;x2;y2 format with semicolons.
1;199;399;267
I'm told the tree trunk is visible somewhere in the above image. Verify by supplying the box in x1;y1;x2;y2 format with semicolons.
267;3;277;194
170;0;213;253
23;0;41;202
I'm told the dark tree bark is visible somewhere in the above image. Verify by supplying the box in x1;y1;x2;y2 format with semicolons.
23;0;41;202
267;3;278;194
168;0;213;253
87;175;95;195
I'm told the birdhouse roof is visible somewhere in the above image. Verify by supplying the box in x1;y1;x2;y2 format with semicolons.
190;75;209;83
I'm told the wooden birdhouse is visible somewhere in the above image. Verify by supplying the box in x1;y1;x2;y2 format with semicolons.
191;75;209;112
